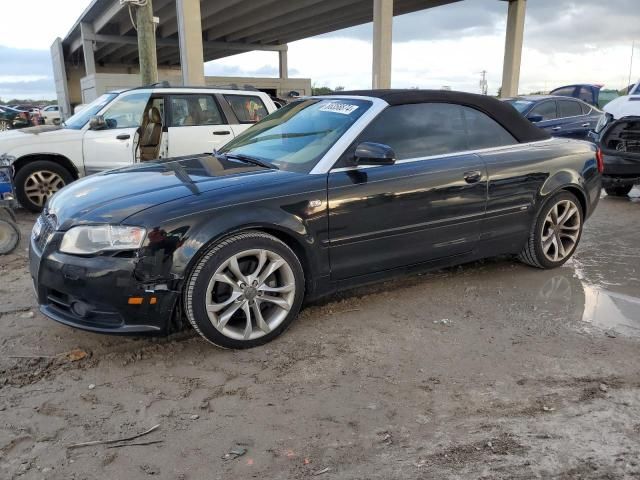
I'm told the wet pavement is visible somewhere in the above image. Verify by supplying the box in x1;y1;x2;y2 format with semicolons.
1;187;639;479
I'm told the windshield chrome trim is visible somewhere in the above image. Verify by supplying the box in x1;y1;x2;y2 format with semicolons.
308;96;389;174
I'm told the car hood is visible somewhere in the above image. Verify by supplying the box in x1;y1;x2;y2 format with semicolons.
603;95;640;119
0;125;75;153
47;155;281;230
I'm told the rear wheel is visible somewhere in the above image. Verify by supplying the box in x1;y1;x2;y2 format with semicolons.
14;160;74;212
604;185;633;197
519;191;583;269
184;231;305;349
0;120;10;131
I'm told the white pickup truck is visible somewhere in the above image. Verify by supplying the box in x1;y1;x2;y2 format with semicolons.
0;86;277;211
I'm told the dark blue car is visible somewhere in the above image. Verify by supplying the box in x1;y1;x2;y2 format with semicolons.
504;95;602;141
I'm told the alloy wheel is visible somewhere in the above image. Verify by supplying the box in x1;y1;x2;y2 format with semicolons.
204;249;296;341
540;199;581;262
0;121;9;131
24;170;65;208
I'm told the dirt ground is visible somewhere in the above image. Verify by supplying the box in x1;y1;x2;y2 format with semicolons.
1;188;640;480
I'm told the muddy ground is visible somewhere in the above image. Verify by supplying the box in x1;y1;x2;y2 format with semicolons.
1;189;640;480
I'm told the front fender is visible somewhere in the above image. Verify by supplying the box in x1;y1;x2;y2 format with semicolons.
172;203;326;278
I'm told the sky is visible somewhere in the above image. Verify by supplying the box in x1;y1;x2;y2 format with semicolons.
0;0;638;100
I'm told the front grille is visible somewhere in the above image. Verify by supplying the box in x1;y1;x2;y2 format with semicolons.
35;213;56;252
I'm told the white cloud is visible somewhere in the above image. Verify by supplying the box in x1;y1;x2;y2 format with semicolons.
1;0;92;50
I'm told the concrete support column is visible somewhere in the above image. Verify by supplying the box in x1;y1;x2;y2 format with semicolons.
372;0;393;89
80;22;96;76
279;46;289;80
500;0;526;98
177;0;205;86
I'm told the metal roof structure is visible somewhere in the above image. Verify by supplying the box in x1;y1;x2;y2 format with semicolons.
62;0;462;66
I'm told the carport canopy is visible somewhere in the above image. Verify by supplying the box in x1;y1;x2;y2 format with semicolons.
57;0;525;98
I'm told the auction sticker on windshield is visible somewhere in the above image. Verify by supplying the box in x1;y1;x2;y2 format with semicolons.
319;102;359;115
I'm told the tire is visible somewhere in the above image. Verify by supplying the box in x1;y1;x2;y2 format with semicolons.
0;218;20;255
14;160;74;213
519;191;583;269
184;231;305;349
604;185;633;197
0;120;10;131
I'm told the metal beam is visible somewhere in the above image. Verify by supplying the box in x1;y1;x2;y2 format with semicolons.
93;0;125;33
159;0;244;38
227;0;361;42
200;0;281;37
212;0;326;41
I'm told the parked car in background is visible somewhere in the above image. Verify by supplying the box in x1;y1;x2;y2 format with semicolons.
40;105;61;125
0;86;276;212
28;90;601;348
590;81;640;196
550;84;619;109
504;95;601;140
0;106;30;131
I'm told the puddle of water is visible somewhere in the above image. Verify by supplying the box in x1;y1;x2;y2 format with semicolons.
533;263;640;338
582;285;640;337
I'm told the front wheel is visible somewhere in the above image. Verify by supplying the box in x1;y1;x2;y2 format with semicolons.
184;231;305;349
0;120;10;131
519;191;583;269
604;185;633;197
14;160;74;212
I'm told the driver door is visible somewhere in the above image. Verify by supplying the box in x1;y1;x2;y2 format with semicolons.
82;92;151;175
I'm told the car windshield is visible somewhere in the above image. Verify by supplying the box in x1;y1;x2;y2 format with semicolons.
64;93;118;130
505;99;533;113
219;98;372;173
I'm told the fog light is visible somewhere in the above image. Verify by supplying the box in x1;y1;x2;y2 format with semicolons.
71;301;91;318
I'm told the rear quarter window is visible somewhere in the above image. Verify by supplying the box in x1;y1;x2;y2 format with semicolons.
224;94;269;124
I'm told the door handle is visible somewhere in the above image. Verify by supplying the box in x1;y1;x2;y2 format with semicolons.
116;134;130;140
463;170;482;184
551;126;562;131
581;123;590;127
213;130;231;135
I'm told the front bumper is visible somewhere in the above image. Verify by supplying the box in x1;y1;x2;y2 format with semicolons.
602;152;640;186
29;232;178;335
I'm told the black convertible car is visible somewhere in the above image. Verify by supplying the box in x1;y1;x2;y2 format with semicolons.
29;90;602;348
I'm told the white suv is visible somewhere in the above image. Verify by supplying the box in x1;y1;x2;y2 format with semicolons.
0;86;276;212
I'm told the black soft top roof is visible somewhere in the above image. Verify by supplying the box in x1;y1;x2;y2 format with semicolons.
329;89;551;143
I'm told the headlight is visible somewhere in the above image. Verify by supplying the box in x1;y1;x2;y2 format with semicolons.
595;113;612;133
0;154;16;166
60;225;146;255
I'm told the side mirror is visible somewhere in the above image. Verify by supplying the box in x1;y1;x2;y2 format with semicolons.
527;114;543;123
354;142;396;166
89;115;106;130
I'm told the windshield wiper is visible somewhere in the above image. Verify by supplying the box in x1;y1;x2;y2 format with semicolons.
224;152;279;170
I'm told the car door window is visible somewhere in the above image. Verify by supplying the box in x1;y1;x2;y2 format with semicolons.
355;103;468;160
169;95;224;127
101;92;151;129
530;101;557;121
557;100;582;118
224;94;269;123
351;103;515;162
